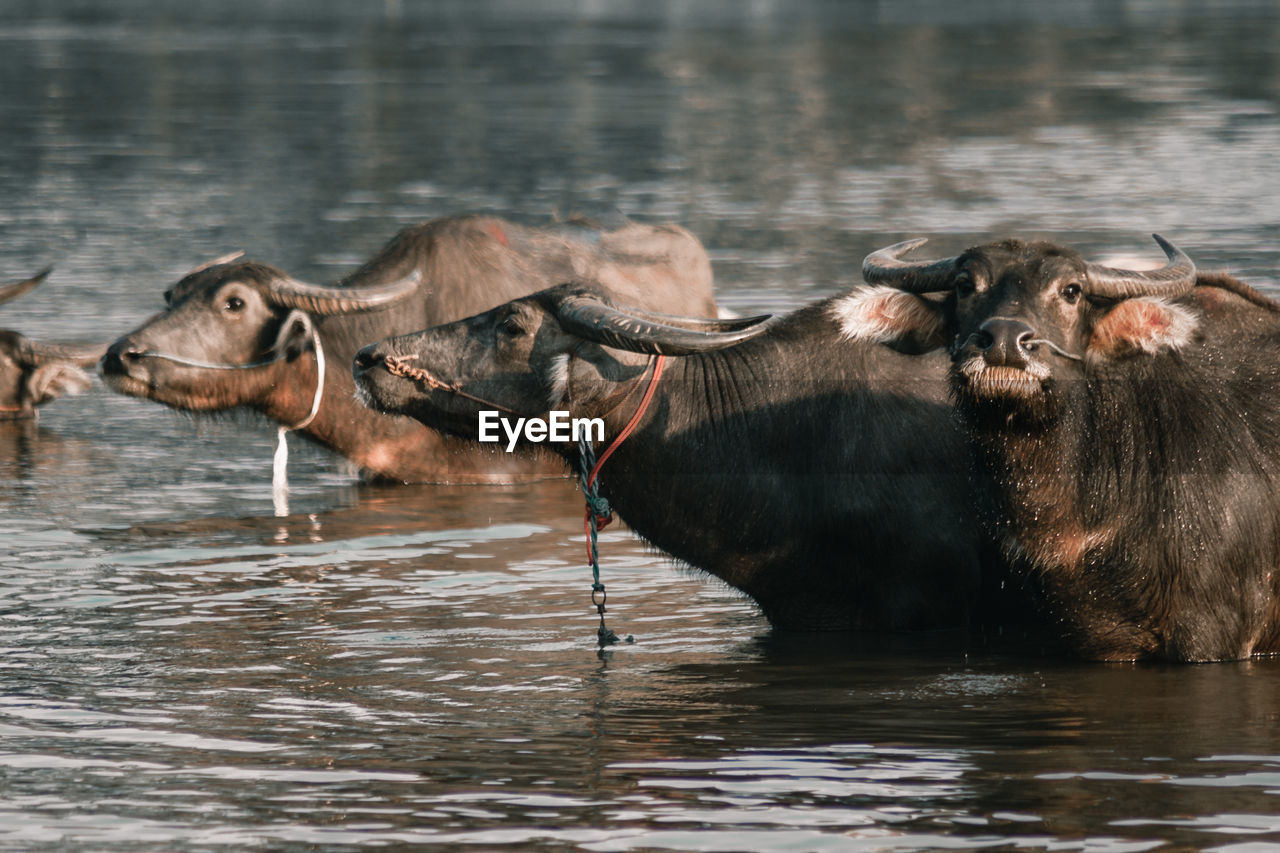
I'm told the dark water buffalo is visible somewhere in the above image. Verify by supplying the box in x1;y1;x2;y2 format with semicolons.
351;280;989;631
0;270;101;420
101;215;718;483
857;234;1280;661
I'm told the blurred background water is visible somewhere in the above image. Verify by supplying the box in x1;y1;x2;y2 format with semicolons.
2;1;1280;849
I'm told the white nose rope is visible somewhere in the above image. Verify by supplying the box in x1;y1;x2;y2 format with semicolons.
272;331;325;517
137;332;325;516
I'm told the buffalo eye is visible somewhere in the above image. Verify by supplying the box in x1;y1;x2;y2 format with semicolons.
955;273;975;298
224;295;245;313
1061;282;1083;304
498;315;525;337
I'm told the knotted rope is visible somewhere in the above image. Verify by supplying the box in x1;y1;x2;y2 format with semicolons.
383;354;521;415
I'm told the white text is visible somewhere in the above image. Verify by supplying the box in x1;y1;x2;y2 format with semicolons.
478;410;604;452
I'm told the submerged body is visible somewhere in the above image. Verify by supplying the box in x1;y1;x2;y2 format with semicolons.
856;235;1280;661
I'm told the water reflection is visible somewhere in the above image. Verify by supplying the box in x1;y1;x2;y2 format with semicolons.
3;0;1280;849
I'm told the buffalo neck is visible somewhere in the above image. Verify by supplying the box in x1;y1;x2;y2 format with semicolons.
960;392;1088;573
564;343;779;595
540;298;984;632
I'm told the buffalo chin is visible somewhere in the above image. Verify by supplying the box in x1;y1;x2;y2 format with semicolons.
352;366;410;416
951;363;1059;430
101;370;232;412
962;365;1046;401
353;366;461;434
101;371;153;400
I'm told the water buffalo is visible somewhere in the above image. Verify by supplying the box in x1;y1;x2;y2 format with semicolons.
0;270;101;420
857;234;1280;661
350;280;989;631
101;215;719;483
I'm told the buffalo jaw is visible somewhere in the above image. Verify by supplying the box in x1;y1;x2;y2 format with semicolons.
99;359;223;412
99;349;284;414
352;340;481;440
953;354;1051;403
352;347;409;417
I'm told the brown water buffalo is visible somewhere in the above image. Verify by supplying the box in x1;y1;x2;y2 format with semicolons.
0;270;101;420
350;280;991;632
101;215;719;483
856;234;1280;661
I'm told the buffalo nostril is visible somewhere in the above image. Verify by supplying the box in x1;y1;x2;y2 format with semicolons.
353;347;385;372
101;342;141;375
976;318;1037;367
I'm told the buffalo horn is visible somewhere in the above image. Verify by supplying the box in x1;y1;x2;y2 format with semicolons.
16;340;106;368
557;297;772;356
1084;234;1196;300
185;251;245;276
861;239;958;293
266;269;421;315
0;268;51;306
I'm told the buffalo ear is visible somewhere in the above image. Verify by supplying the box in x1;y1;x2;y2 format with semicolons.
271;309;315;361
1087;297;1200;358
26;362;92;406
829;285;951;353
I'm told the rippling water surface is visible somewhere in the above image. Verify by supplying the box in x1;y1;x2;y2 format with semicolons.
3;1;1280;849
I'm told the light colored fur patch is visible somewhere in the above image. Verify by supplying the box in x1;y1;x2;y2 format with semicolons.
352;383;377;412
830;285;943;346
545;354;571;406
956;353;1051;400
1089;297;1199;357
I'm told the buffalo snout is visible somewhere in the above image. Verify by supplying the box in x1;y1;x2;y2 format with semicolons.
352;340;413;416
100;338;142;377
976;318;1036;368
352;343;386;375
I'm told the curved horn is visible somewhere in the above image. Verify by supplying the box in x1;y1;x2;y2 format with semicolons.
1085;234;1196;300
0;268;51;306
266;269;421;315
611;304;772;333
862;239;958;293
16;340;107;368
557;297;772;356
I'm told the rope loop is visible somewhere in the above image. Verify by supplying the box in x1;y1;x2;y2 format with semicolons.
133;332;324;518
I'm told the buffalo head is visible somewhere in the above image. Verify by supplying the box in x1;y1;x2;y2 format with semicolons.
0;270;100;420
352;281;769;446
101;252;418;412
841;234;1197;421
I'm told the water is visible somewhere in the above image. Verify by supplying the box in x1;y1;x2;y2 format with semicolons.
2;1;1280;849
